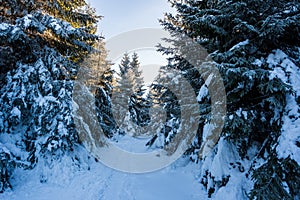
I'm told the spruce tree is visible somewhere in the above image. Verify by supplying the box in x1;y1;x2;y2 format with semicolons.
129;53;149;128
146;66;181;148
112;53;149;136
79;40;116;137
0;0;99;192
119;53;131;76
159;0;300;198
112;54;136;134
130;52;145;92
146;64;201;154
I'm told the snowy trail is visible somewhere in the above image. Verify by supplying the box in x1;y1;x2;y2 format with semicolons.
0;144;206;200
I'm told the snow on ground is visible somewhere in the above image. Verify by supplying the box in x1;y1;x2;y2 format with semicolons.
1;134;253;200
110;134;153;153
0;144;206;200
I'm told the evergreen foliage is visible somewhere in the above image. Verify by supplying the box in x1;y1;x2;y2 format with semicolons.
80;40;116;137
0;0;99;192
112;53;149;136
128;53;149;128
250;155;300;199
146;66;181;148
159;0;300;198
0;0;299;197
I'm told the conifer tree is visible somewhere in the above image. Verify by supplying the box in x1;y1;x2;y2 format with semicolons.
130;52;144;91
128;53;149;128
80;41;113;90
112;53;149;136
146;66;181;147
159;0;300;198
80;40;116;137
119;53;131;76
112;54;136;134
0;0;99;191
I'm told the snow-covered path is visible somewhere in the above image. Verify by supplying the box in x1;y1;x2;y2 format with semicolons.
0;144;206;200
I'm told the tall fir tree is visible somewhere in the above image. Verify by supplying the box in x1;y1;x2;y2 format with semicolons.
146;65;181;148
128;53;150;128
130;52;144;91
159;0;300;198
112;54;136;134
79;40;116;137
0;0;99;192
112;53;149;136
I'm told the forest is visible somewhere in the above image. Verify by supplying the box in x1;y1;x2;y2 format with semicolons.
0;0;299;199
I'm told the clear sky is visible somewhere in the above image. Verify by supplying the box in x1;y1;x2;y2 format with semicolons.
88;0;174;38
88;0;175;83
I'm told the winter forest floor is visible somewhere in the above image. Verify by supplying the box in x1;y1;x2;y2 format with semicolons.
0;144;206;200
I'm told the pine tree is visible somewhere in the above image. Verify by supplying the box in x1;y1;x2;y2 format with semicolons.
160;0;300;198
119;53;131;76
146;64;201;155
0;0;99;192
79;40;116;137
112;54;136;134
144;86;168;145
80;41;113;90
130;52;144;91
112;53;150;136
146;66;181;149
128;53;149;128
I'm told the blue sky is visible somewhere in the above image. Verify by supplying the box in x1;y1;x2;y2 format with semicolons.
88;0;173;38
88;0;174;83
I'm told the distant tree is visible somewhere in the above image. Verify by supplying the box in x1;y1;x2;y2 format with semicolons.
80;40;116;137
113;55;136;134
112;53;150;136
128;53;149;128
146;64;200;155
130;52;144;91
146;66;181;148
119;53;131;76
80;41;113;90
